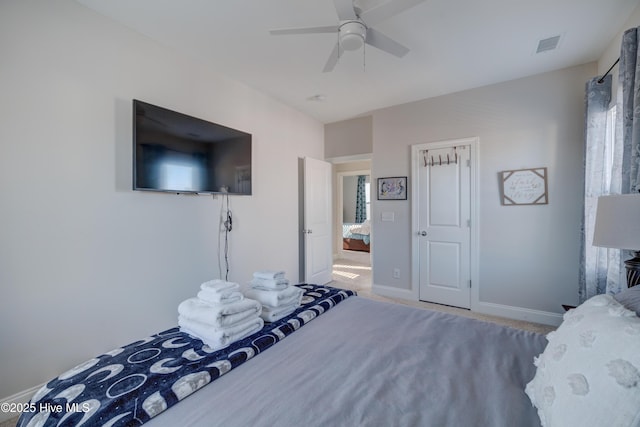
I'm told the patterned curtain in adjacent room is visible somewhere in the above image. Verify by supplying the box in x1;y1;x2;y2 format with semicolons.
355;175;367;223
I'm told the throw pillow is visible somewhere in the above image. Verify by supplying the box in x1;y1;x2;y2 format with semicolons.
525;294;640;427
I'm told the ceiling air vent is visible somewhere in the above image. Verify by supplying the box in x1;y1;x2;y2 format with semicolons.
536;35;561;53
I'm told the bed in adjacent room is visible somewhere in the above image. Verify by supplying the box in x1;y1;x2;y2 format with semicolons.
17;284;640;427
342;220;370;252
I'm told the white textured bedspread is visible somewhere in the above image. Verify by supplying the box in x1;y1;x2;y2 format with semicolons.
148;296;546;427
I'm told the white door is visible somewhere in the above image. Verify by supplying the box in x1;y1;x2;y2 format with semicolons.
415;143;472;308
303;157;333;284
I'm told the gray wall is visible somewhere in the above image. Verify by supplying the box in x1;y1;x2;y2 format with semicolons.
0;0;323;400
370;63;596;317
325;116;373;159
343;176;359;223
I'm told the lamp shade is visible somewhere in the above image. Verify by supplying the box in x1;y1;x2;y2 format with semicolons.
592;194;640;250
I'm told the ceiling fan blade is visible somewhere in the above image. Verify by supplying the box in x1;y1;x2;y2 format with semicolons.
333;0;357;20
366;28;409;58
322;42;341;73
270;25;338;36
360;0;426;26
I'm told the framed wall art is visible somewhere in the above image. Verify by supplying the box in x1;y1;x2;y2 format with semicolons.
500;167;548;205
377;176;407;200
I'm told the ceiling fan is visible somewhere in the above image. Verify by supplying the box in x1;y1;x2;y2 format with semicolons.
269;0;426;72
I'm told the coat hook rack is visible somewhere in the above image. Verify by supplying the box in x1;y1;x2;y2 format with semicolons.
421;147;462;167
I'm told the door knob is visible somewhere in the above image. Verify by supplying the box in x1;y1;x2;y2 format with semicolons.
419;231;427;236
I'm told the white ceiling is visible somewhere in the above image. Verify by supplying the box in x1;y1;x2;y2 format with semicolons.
76;0;639;123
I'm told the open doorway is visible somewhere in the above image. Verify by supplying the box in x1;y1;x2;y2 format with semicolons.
333;164;372;293
341;174;371;255
337;170;371;262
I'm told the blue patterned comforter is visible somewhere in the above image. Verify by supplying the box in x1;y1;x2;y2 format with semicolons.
17;284;354;427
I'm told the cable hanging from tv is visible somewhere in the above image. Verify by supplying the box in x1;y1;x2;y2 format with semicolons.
213;193;233;281
223;194;232;281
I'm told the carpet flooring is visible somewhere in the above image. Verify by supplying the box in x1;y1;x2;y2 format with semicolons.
331;258;556;335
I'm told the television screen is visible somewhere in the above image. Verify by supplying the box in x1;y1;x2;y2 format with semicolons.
133;100;252;195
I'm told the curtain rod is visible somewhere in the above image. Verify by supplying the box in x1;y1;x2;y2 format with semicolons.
598;57;620;84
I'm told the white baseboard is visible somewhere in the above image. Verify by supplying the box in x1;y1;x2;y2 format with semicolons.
371;283;417;301
372;283;563;327
0;383;43;423
473;301;563;327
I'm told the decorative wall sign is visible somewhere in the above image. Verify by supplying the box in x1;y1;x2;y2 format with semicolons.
377;176;407;200
500;167;548;205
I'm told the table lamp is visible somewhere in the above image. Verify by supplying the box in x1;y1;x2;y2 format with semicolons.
593;194;640;288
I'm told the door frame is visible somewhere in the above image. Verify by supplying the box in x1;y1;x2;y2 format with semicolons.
410;137;479;310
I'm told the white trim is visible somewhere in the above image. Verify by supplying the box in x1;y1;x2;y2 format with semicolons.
370;283;563;326
372;282;418;301
327;154;372;164
474;301;563;327
411;137;479;311
0;383;43;422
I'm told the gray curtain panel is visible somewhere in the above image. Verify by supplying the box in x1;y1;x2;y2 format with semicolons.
578;26;640;302
578;75;623;302
618;26;640;194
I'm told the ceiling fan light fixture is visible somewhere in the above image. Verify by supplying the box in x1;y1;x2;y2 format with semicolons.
269;0;423;72
339;21;366;51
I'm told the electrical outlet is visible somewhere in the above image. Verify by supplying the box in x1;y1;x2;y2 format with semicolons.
393;268;400;279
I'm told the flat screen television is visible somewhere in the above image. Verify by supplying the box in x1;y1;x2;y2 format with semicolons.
133;100;252;195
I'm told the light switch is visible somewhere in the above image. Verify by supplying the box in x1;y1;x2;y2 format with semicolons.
381;212;395;222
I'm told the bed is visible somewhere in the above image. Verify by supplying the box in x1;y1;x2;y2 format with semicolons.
17;284;640;427
342;220;370;252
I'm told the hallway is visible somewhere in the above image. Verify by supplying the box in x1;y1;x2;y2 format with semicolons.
331;258;372;295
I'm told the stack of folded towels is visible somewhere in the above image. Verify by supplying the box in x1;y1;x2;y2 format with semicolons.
241;270;303;323
178;279;263;351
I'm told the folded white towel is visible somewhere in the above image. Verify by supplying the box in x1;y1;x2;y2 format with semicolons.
253;270;286;280
260;302;298;323
197;279;243;305
241;284;303;308
249;277;289;291
179;316;264;351
178;297;261;328
197;288;244;305
200;279;239;293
